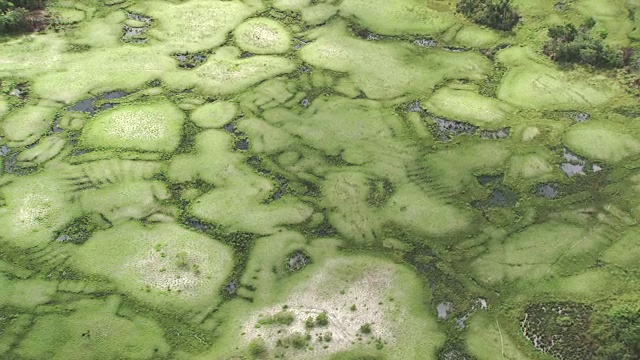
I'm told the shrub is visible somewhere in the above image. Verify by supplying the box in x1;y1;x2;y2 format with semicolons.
456;0;520;31
0;8;28;33
256;311;294;326
0;0;47;34
323;331;333;342
589;298;640;360
316;312;329;326
288;332;309;349
543;18;623;68
360;323;372;334
248;338;267;358
305;316;315;329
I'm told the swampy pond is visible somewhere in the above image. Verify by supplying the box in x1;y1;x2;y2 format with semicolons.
0;0;639;359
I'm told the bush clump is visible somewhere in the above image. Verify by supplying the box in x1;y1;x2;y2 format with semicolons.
456;0;520;31
543;18;623;68
248;338;268;358
316;312;329;326
588;298;640;360
359;323;372;334
0;0;46;34
256;311;295;327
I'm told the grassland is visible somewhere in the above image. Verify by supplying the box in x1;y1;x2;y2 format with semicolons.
0;0;638;359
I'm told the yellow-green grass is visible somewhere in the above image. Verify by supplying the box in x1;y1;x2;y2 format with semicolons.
496;47;622;110
71;221;234;314
423;84;516;127
1;104;58;147
574;0;633;46
0;274;57;309
322;171;379;242
80;100;185;153
383;182;472;238
0;96;7;118
190;101;238;128
466;312;536;360
235;117;297;153
338;0;459;35
266;96;403;156
169;129;313;234
29;46;176;103
470;222;612;286
197;239;445;359
300;22;491;99
162;51;297;96
78;180;171;224
504;146;564;190
418;142;511;193
15;298;169;360
449;25;505;48
234;17;292;54
601;228;640;272
190;186;314;235
564;122;640;163
0;171;81;249
132;0;257;53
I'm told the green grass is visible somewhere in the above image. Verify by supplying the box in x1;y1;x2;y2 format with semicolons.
133;0;256;54
466;313;535;360
470;222;611;286
70;221;234;313
0;171;82;249
190;101;238;129
382;182;471;238
322;171;379;243
300;22;491;99
423;84;516;127
1;105;58;147
171;130;313;234
162;52;297;96
495;46;622;110
14;298;170;360
234;17;292;54
199;252;445;359
0;0;640;359
564;122;640;163
338;0;459;35
602;228;640;271
80;100;185;153
257;311;295;326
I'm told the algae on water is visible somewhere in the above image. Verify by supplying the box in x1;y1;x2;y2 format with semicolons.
0;0;639;359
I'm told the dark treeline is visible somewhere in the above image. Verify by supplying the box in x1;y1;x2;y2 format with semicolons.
456;0;520;31
0;0;47;34
543;18;625;68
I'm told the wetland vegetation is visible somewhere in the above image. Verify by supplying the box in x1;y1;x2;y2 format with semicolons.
0;0;639;359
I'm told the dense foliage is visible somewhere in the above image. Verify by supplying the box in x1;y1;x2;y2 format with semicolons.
589;298;640;360
543;18;623;68
0;0;46;34
456;0;520;31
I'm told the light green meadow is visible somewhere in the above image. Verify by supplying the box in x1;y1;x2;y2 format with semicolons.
0;0;638;359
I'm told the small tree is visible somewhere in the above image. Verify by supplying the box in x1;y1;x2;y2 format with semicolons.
457;0;520;31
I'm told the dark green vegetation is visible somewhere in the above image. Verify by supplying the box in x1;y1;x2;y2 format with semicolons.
456;0;520;31
589;297;640;360
0;0;639;359
0;0;46;33
256;311;295;327
544;18;624;68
